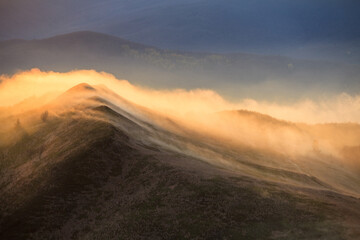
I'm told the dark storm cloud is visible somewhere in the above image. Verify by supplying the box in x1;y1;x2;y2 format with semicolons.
1;1;359;42
0;0;360;62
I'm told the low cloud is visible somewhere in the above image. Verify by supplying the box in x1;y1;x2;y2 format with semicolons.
0;68;359;164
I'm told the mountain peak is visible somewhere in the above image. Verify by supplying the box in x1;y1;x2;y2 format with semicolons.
66;83;96;93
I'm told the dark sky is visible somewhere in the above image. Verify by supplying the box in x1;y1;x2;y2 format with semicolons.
1;0;359;60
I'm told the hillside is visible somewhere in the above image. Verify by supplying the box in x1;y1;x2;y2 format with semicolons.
0;83;360;239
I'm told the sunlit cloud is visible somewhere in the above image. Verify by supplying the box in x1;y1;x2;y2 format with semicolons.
0;69;359;166
1;68;360;124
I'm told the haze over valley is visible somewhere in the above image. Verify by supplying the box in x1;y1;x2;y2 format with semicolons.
1;1;360;239
1;31;360;101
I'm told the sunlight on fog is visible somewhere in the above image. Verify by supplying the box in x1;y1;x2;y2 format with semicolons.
0;69;359;168
1;68;360;124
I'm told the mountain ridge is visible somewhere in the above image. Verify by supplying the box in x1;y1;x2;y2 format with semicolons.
1;0;360;63
1;82;360;239
1;31;360;101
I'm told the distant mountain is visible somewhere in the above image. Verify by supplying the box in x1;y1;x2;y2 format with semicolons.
1;82;360;239
1;0;360;63
1;31;360;101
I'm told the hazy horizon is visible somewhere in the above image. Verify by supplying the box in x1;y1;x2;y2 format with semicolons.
1;0;360;63
1;1;360;239
1;31;360;104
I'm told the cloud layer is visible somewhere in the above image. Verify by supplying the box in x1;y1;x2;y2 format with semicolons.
1;68;360;124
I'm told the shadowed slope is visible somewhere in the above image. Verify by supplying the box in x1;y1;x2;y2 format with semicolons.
0;83;360;239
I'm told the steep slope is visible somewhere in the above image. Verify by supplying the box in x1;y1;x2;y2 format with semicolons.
0;83;360;239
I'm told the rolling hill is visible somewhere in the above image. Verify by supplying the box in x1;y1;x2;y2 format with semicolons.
1;31;360;101
1;82;360;239
1;0;360;63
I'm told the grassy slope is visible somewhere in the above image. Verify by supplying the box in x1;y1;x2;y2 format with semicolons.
0;106;360;239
